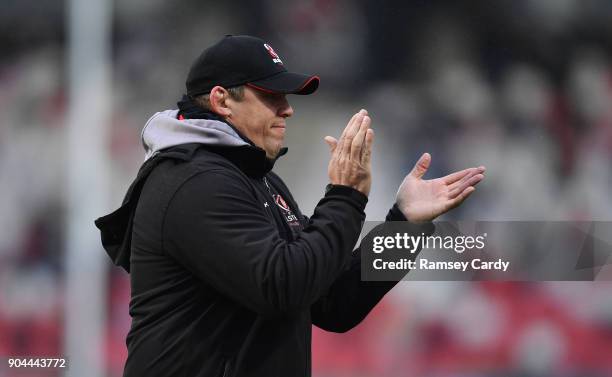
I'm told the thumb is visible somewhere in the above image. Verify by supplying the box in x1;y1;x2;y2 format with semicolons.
324;136;338;154
409;152;431;179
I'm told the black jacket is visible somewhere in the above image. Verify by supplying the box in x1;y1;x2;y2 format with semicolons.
95;111;433;377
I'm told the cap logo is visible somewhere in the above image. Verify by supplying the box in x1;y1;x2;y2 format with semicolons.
264;43;283;65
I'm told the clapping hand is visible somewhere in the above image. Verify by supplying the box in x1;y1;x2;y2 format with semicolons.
396;153;485;222
324;109;374;196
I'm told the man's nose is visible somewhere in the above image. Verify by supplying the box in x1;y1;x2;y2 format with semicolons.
279;98;294;118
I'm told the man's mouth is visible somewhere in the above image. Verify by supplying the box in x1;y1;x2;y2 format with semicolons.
271;124;286;133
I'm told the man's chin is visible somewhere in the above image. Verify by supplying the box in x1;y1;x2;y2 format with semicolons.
265;145;284;160
263;141;281;156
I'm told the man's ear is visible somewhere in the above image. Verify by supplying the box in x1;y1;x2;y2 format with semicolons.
209;86;232;117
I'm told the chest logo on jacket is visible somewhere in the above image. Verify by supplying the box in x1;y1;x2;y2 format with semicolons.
273;194;300;225
274;194;290;212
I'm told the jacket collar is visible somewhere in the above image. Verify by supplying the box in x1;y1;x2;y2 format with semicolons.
141;109;287;177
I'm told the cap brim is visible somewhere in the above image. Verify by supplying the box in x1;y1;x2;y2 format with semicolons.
248;72;319;95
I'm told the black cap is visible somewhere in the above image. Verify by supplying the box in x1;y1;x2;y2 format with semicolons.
186;35;319;97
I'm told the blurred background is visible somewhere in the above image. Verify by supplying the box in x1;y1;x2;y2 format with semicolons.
1;0;612;376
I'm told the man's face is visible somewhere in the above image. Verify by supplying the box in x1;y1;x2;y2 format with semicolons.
227;86;294;159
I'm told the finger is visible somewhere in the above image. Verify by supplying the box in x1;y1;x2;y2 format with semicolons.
335;111;360;156
447;186;476;210
342;109;367;140
448;173;484;198
448;166;487;192
359;116;372;160
340;112;360;139
346;110;367;140
342;110;366;157
448;168;479;192
443;165;486;185
409;153;431;179
449;173;484;198
350;115;370;161
324;136;338;154
362;128;374;165
442;168;471;185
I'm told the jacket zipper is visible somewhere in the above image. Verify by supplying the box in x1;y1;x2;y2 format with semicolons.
263;176;272;196
263;177;277;209
261;176;277;220
221;359;230;377
262;176;297;240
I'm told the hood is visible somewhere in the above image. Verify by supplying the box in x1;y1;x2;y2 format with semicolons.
141;109;250;161
96;110;286;273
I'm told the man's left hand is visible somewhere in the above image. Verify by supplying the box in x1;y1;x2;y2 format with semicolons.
396;153;485;222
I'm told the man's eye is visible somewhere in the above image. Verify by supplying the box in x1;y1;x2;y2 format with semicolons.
264;94;282;103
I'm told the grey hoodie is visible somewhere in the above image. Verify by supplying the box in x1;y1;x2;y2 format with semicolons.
141;109;249;161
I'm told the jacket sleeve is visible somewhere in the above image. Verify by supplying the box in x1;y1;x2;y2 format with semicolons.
162;169;368;318
311;204;434;333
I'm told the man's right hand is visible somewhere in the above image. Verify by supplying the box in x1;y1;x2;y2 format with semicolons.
324;109;374;196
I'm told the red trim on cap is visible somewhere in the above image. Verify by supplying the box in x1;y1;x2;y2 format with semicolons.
246;82;280;94
297;75;319;92
246;75;320;95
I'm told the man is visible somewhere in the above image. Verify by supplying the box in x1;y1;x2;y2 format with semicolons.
95;35;485;377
